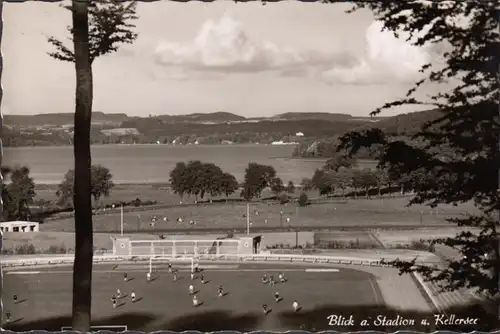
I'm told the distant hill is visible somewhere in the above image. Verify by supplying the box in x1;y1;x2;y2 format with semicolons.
157;112;246;123
5;112;129;127
369;109;441;134
3;110;431;148
274;112;387;122
292;109;443;158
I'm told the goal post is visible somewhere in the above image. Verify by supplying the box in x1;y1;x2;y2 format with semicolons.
148;256;197;273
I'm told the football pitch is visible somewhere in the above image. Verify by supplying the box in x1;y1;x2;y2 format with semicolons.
3;262;383;332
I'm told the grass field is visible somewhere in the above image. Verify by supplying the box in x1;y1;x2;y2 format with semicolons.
35;184;301;207
3;262;382;332
41;197;476;233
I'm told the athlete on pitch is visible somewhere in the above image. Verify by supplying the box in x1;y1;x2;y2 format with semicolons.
131;291;136;303
217;285;224;298
192;294;199;307
278;272;286;283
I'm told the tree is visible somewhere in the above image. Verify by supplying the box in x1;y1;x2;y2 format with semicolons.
311;169;335;196
300;177;314;192
198;162;224;201
219;172;239;201
241;163;276;200
56;165;115;207
286;181;295;194
324;154;356;172
339;1;499;325
169;162;187;202
47;1;138;329
90;165;114;204
270;177;285;198
298;192;309;207
3;166;36;221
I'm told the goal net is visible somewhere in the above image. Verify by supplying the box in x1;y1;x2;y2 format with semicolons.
148;256;198;274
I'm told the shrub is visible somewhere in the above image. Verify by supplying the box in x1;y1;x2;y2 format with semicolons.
47;243;67;254
279;194;289;205
298;192;309;207
15;243;36;255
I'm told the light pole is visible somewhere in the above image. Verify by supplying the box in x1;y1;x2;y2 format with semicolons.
246;202;250;235
280;209;284;229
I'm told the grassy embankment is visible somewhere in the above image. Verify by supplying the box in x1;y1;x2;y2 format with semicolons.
2;183;476;255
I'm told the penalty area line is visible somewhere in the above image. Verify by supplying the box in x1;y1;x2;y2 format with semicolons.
6;271;41;275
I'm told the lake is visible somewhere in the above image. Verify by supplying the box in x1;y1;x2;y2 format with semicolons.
3;144;328;185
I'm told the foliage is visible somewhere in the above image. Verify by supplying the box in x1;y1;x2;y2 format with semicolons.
56;165;115;207
169;161;238;201
241;163;277;200
298;192;309;207
270;177;285;197
324;155;356;172
47;0;138;64
286;181;295;194
278;193;289;205
300;177;314;192
2;166;36;221
337;0;500;320
311;169;335;196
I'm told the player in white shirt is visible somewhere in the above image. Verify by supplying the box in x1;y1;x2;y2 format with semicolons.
292;300;300;312
189;284;195;295
116;289;121;298
218;285;224;297
147;272;152;282
173;271;178;281
279;273;286;283
131;291;136;303
190;272;195;280
192;294;199;307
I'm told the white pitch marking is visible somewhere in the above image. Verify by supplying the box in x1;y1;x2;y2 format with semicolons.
117;265;238;270
7;271;41;275
23;268;310;274
305;268;340;272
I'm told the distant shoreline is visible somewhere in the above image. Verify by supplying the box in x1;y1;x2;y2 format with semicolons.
5;143;301;149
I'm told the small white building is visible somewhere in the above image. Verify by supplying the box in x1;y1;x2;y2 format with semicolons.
295;132;304;137
0;221;39;233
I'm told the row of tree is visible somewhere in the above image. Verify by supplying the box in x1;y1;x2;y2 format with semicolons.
169;161;239;202
169;161;300;202
0;164;115;222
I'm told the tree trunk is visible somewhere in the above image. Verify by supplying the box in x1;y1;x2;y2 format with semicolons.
71;0;94;331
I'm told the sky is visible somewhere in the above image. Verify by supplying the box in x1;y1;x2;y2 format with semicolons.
3;1;443;118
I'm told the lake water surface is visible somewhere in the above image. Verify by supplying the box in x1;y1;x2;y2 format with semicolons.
4;144;327;184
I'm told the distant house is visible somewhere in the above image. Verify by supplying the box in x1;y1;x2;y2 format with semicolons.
295;132;304;137
0;221;40;233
